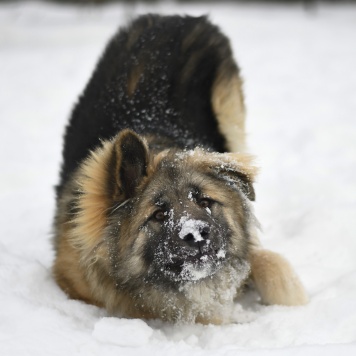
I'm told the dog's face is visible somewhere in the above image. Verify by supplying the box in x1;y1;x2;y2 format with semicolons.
133;160;235;285
105;130;256;290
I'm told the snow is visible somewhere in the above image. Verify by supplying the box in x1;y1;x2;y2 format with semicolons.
178;216;207;242
93;318;153;347
1;1;356;355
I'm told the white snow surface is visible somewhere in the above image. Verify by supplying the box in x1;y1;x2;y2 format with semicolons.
1;1;356;355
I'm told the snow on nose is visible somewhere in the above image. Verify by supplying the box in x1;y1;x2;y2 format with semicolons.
178;216;208;242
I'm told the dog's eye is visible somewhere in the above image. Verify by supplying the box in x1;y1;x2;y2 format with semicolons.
154;210;166;221
199;198;212;209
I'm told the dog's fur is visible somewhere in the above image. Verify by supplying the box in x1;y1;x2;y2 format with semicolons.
53;14;308;324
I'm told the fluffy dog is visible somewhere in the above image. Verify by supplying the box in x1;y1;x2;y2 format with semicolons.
53;14;307;324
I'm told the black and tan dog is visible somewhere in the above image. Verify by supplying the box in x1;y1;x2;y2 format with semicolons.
53;14;307;324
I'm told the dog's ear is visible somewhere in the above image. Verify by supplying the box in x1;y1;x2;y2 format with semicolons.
215;154;256;201
110;129;149;199
193;151;257;201
219;152;257;201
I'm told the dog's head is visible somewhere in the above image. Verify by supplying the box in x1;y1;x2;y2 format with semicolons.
100;129;257;289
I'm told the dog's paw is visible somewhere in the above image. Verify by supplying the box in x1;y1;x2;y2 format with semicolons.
250;248;308;306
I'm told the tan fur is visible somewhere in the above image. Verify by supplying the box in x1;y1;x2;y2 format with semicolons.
53;141;115;305
126;16;153;50
249;248;308;306
54;135;159;314
53;231;102;307
150;149;170;171
189;149;257;180
211;64;246;153
70;142;113;255
181;22;205;53
181;51;206;86
127;63;144;96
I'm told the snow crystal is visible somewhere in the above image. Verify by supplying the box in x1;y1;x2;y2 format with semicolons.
216;249;226;259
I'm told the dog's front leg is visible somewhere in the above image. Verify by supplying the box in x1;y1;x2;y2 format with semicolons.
249;248;308;306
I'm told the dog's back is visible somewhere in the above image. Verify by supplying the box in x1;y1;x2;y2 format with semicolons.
58;14;245;194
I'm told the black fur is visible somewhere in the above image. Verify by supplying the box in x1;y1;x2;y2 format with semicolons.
58;14;238;196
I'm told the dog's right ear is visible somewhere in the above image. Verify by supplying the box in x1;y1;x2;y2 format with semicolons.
109;129;149;200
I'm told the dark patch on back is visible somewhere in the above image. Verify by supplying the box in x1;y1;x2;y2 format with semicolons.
58;15;237;196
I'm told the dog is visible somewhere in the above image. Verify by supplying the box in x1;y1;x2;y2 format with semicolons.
53;14;308;324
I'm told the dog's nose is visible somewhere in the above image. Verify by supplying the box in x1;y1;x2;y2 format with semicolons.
182;225;210;247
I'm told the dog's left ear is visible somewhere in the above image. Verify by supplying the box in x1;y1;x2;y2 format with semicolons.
221;152;257;201
195;151;257;201
217;156;256;201
110;129;149;199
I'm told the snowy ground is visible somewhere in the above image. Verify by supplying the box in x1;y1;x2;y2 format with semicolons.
1;1;356;355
